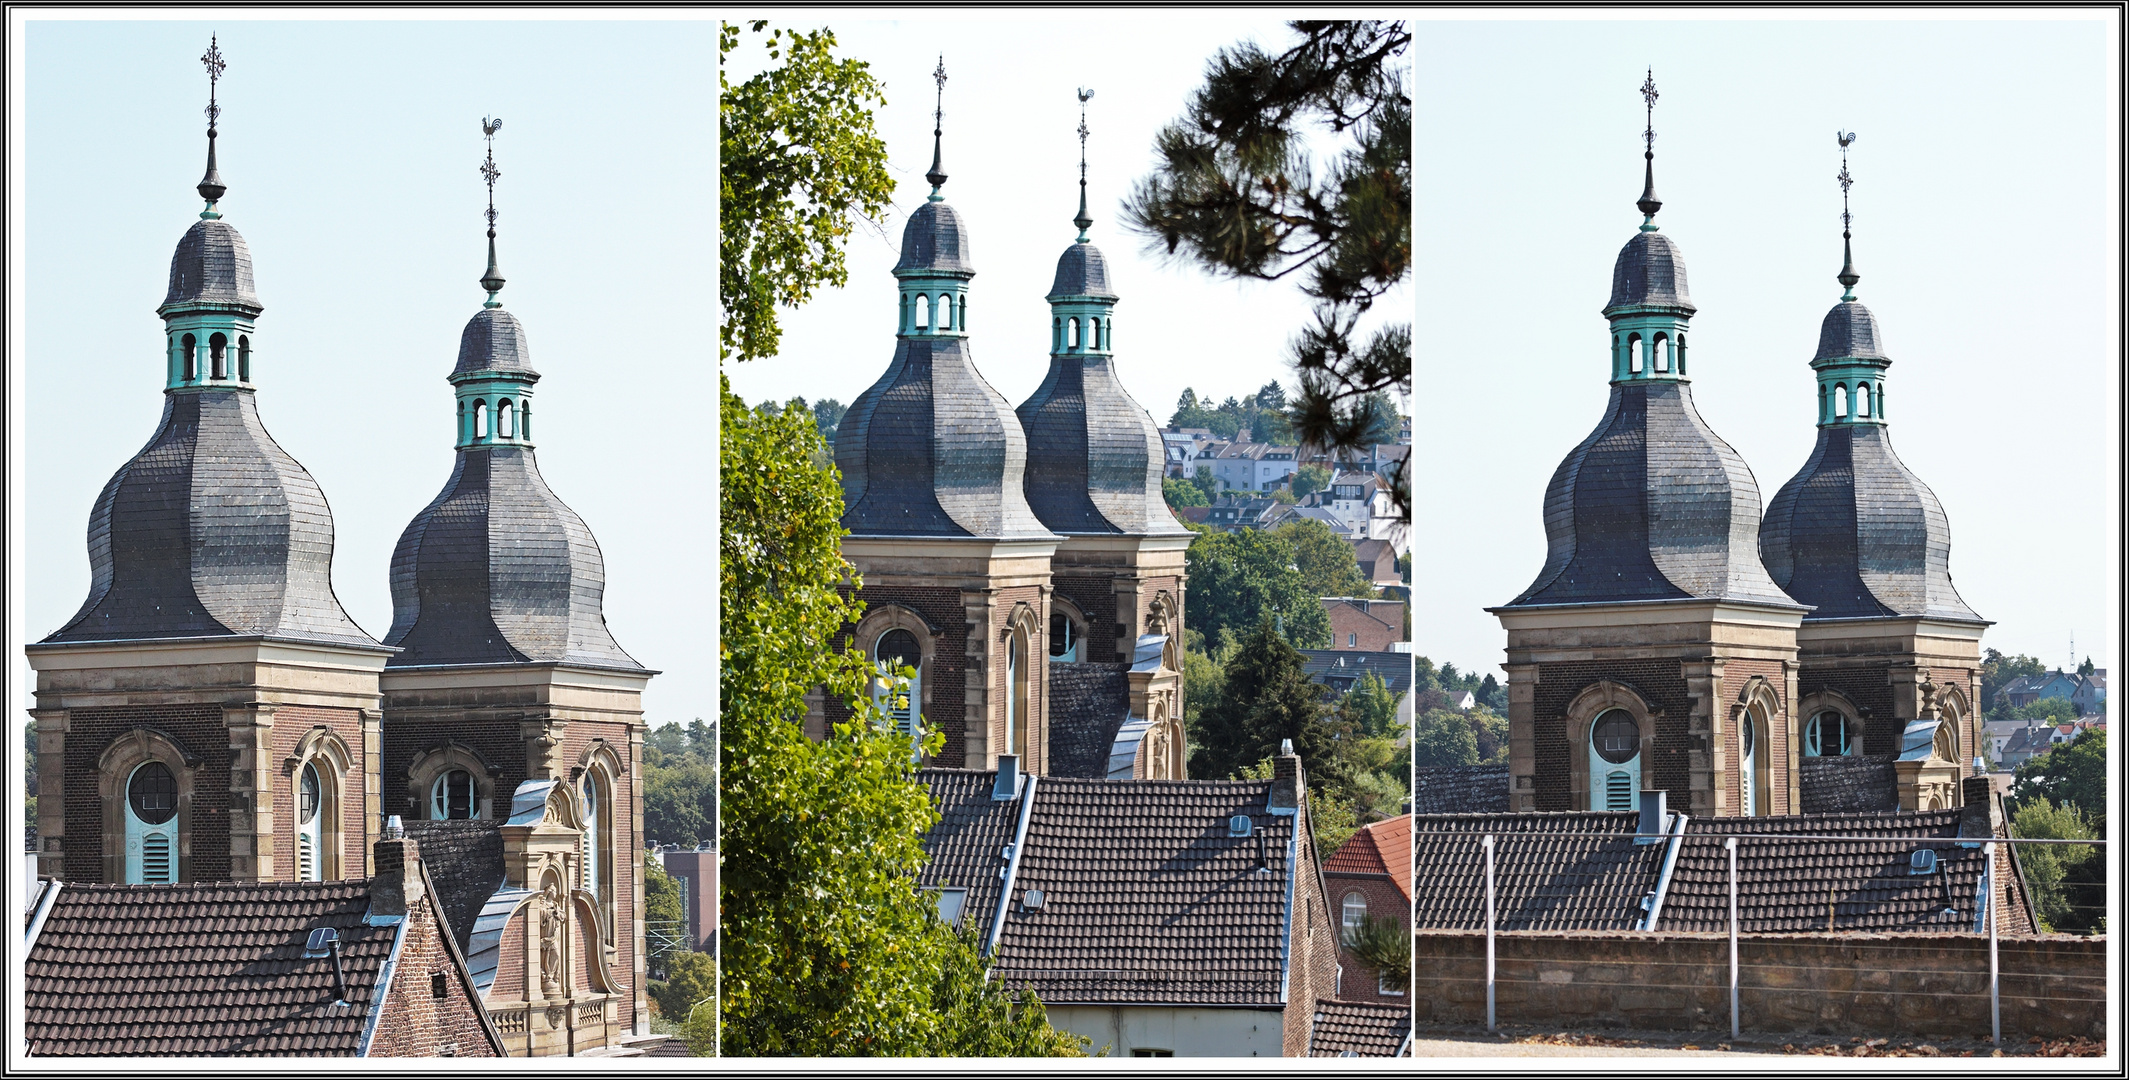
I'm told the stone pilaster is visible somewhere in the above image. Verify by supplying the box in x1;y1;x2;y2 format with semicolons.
1504;663;1538;813
30;708;68;880
360;708;383;878
522;716;568;780
1683;658;1723;816
225;702;277;882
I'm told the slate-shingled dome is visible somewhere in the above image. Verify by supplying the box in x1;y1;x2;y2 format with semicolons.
45;390;375;646
1047;242;1117;301
838;201;1051;539
383;309;644;670
1606;230;1694;312
895;200;975;275
1761;303;1981;623
161;219;262;312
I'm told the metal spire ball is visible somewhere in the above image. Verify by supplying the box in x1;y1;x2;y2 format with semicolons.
1837;131;1860;300
925;56;949;198
1074;87;1095;241
1636;68;1663;227
197;35;228;217
480;116;506;306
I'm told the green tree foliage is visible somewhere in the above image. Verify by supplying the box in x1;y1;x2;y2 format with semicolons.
2012;728;2106;827
1477;673;1506;713
1270;518;1373;599
647;756;717;849
928;929;1088;1057
2010;798;2105;934
1181;628;1226;728
645;857;686;934
1193;618;1344;790
1169;386;1294;444
1189;466;1220;500
1163;476;1209;509
720;22;896;362
813;398;848;444
1979;648;2047;718
2077;656;2095;676
1414;708;1478;769
1291;463;1331;500
720;380;1080;1056
1184;527;1331;648
1338;671;1398;738
1344;912;1411;997
1128;21;1411;513
653;951;719;1036
2012;698;2080;727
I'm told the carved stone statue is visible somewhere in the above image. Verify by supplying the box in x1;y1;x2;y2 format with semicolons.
539;883;564;998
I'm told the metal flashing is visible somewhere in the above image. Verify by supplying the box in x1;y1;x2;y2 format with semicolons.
354;900;412;1057
985;774;1037;958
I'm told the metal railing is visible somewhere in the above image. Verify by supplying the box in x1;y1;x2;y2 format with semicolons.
1452;830;2107;1042
646;920;693;960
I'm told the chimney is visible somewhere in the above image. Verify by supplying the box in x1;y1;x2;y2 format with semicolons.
371;817;425;918
1636;789;1668;841
1958;776;2001;840
1267;739;1302;816
993;753;1022;802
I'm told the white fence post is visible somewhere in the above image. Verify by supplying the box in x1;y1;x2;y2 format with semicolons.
1727;836;1740;1042
1986;840;2000;1044
1484;833;1497;1032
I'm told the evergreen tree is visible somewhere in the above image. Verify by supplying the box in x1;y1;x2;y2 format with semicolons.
1192;617;1348;791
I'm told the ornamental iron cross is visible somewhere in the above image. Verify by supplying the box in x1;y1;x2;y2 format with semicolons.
481;117;503;228
933;56;948;131
202;35;226;129
1640;68;1658;153
1837;131;1858;231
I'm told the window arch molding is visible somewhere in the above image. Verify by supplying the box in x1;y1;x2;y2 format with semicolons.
852;603;940;714
1048;594;1089;664
571;740;626;957
1928;681;1969;765
1797;689;1866;758
1729;676;1784;817
282;725;353;881
1562;680;1657;811
97;727;201;884
1001;600;1043;765
406;742;504;821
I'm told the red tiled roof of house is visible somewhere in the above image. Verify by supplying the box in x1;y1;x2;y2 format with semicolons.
1325;815;1412;903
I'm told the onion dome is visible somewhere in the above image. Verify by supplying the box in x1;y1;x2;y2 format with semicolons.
44;391;377;647
161;220;262;313
1048;242;1118;301
1813;300;1887;362
838;200;1051;539
1605;231;1695;313
383;307;644;671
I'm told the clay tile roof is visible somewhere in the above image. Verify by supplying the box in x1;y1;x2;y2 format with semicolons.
1044;662;1133;779
987;776;1295;1007
401;819;505;953
1662;810;1986;933
1413;765;1510;816
1411;812;1664;931
917;770;1023;937
1325;815;1413;903
1308;999;1413;1057
25;880;387;1056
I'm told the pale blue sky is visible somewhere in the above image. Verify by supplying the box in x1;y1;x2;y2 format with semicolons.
14;18;716;731
1413;14;2119;681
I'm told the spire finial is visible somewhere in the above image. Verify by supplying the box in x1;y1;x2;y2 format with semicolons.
1073;88;1095;241
479;116;506;307
196;35;227;218
1836;130;1860;301
1636;67;1662;228
925;56;949;199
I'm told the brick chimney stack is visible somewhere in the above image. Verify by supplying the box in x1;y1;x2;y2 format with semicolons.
1268;739;1302;816
372;816;426;918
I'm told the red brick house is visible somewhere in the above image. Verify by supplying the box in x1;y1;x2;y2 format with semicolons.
1323;598;1406;652
1324;815;1413;1004
24;831;502;1057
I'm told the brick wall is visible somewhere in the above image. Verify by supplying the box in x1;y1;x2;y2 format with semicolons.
1722;658;1790;817
1326;873;1409;1003
491;910;527;1002
831;584;968;764
1412;930;2104;1041
381;722;529;824
367;891;499;1057
1326;600;1403;652
562;720;638;1030
270;705;369;881
1798;666;1899;756
1531;661;1690;814
63;704;230;882
1280;788;1342;1057
1054;574;1121;663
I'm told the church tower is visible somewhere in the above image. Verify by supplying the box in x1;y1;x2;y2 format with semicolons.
826;60;1062;774
1759;135;1988;813
1015;89;1189;780
377;120;652;1047
1489;73;1807;817
27;39;392;886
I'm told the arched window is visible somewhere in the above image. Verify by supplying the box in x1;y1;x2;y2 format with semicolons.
182;334;198;381
125;760;179;884
900;294;911;333
1739;711;1759;817
519;400;531;440
1005;627;1030;759
940;293;954;330
1835;384;1850;420
297;762;324;882
1068;317;1081;350
431;769;479;819
237;336;251;381
1589;709;1639;812
209;333;227;379
1049;611;1080;663
1652;333;1670;373
874;628;923;750
474;400;489;439
959;296;967;330
1627;335;1643;375
918;293;932;331
1933;721;1957;763
498;399;514;438
1341;891;1368;938
1675;332;1687;374
1806;710;1853;757
580;772;601;902
1819;384;1830;423
1053;317;1063;352
1857;382;1872;419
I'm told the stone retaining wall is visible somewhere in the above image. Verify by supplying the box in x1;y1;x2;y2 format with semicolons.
1414;930;2105;1041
